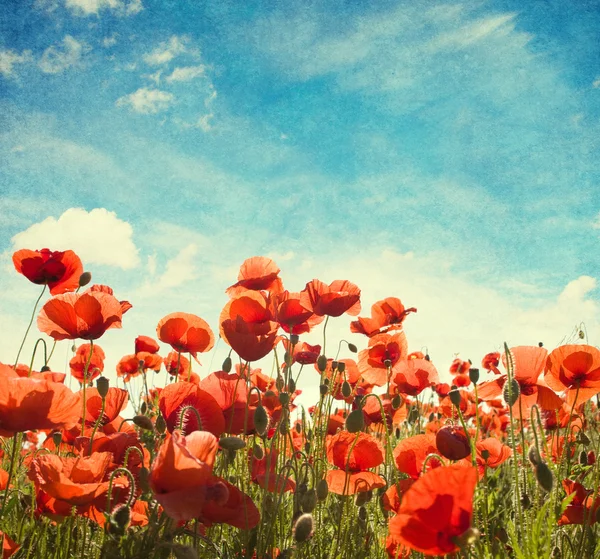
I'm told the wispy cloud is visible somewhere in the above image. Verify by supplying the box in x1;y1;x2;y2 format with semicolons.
38;0;143;17
165;64;206;82
38;35;88;74
143;36;189;66
116;87;174;114
0;49;33;78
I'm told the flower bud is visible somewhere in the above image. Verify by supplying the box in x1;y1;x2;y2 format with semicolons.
219;436;246;451
345;408;365;433
276;376;285;391
348;343;358;353
301;488;318;513
293;513;314;543
96;376;110;398
316;479;329;501
254;405;269;436
279;392;290;406
521;493;531;509
317;355;328;373
252;443;264;460
503;378;520;407
319;384;329;396
109;503;131;536
577;432;590;446
579;450;588;466
155;414;167;434
528;446;541;466
288;378;296;393
391;394;402;409
78;272;92;287
138;466;151;493
534;462;553;492
132;415;154;431
341;381;352;398
337;361;346;374
140;401;147;415
222;356;232;373
358;505;367;522
41;365;51;372
355;491;370;507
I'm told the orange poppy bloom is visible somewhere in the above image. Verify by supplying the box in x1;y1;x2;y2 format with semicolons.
116;352;163;383
382;479;415;514
302;279;361;317
249;448;295;493
163;351;191;377
544;344;600;406
135;335;160;354
156;312;214;360
83;387;129;427
391;358;439;396
0;363;81;436
70;343;105;383
37;287;129;341
271;291;323;334
198;478;260;530
220;292;279;362
351;297;416;337
0;531;20;559
12;248;83;295
387;464;478;556
158;382;226;437
325;431;386;494
150;430;226;522
358;332;408;386
282;340;321;366
393;434;441;479
226;256;284;297
558;479;600;525
481;352;501;375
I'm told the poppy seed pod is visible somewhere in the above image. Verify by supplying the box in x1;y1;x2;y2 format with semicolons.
52;431;62;447
290;334;299;345
337;361;346;373
449;388;462;407
503;378;520;407
279;392;290;406
316;479;329;501
468;368;479;384
331;360;338;371
41;365;51;372
254;405;269;436
222;356;232;373
317;355;328;373
534;462;554;492
96;376;110;398
78;271;92;287
219;436;246;451
293;513;314;543
132;415;154;431
345;408;365;433
341;381;352;398
319;384;329;396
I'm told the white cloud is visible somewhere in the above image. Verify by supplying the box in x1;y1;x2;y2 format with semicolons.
38;36;87;74
593;77;600;89
144;70;162;84
593;212;600;229
116;87;174;114
0;49;33;78
63;0;142;16
137;243;199;295
102;34;118;48
143;36;188;66
11;208;140;270
165;64;206;82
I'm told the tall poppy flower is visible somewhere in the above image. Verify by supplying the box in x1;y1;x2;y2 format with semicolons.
116;352;162;383
83;387;129;427
37;287;129;341
544;344;600;406
12;248;83;295
220;292;279;362
226;256;284;297
325;431;386;494
358;332;408;386
0;363;81;436
135;335;160;354
478;346;563;417
393;434;441;479
271;291;323;334
302;279;361;317
391;358;439;396
558;479;600;525
157;312;214;361
387;464;478;556
351;297;416;337
69;343;105;383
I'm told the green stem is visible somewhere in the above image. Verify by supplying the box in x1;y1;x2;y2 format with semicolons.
14;285;47;367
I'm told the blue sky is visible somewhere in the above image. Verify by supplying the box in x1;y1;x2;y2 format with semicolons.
1;0;599;395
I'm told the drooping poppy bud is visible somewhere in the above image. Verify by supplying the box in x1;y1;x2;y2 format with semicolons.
133;415;154;431
293;513;314;543
316;479;329;501
79;271;92;287
345;408;365;433
317;355;328;373
254;405;268;436
219;436;246;451
222;356;232;373
534;462;553;492
301;488;318;513
503;378;520;406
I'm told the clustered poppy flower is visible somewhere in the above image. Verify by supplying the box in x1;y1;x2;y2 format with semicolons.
13;248;83;295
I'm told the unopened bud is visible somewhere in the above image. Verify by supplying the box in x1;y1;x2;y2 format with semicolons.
345;408;365;433
521;493;531;509
288;378;296;393
319;384;329;396
293;513;314;543
577;432;590;446
449;389;462;407
109;503;131;536
96;376;110;398
317;355;328;373
140;401;147;415
391;394;402;409
78;272;92;287
316;479;328;501
355;491;370;507
132;415;154;431
279;392;290;406
358;505;367;522
348;343;358;353
155;414;167;434
254;405;269;437
139;466;150;493
276;376;285;391
341;381;352;398
219;436;246;451
528;446;541;466
503;378;520;407
40;365;51;372
579;450;588;466
534;462;554;492
253;444;264;460
301;489;318;513
222;356;232;373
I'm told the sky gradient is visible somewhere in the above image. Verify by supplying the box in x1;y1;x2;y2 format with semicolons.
1;0;599;398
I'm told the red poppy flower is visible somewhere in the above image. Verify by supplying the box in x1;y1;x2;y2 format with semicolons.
302;279;361;317
158;382;226;437
135;335;160;354
249;448;295;493
544;344;600;406
157;313;214;360
83;387;129;427
351;297;416;337
220;292;279;362
198;478;260;530
358;332;408;386
325;431;386;494
199;371;256;434
387;464;478;556
558;479;600;525
69;343;105;383
226;256;284;297
0;531;20;558
272;291;322;335
391;358;439;396
12;248;83;295
436;425;471;461
481;352;501;375
37;288;129;341
393;434;441;479
382;479;416;514
163;351;191;378
460;438;511;478
116;352;162;383
150;430;227;522
479;346;562;417
0;363;81;436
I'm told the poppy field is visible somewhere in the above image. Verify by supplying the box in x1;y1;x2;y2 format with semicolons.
1;248;599;559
